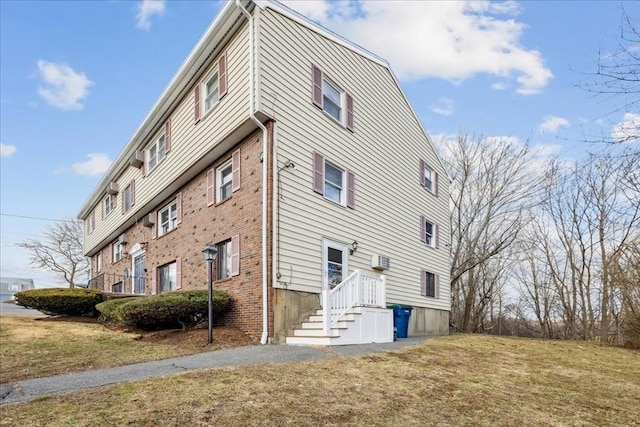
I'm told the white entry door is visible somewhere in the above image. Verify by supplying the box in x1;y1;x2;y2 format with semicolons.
322;239;348;290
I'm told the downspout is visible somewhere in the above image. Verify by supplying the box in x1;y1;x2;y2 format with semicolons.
236;0;269;345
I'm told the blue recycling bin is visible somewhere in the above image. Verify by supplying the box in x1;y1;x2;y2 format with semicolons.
391;305;413;338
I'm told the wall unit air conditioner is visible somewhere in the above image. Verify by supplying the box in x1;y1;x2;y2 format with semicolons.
117;233;127;245
371;254;390;270
129;151;144;168
106;182;119;195
142;213;155;228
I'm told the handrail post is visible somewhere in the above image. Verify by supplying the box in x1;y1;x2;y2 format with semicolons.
355;270;361;306
380;275;386;307
322;289;330;335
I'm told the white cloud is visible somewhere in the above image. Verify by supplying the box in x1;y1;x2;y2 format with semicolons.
136;0;166;30
0;143;17;158
71;153;112;177
431;98;455;116
539;115;570;133
611;112;640;143
284;0;553;95
36;60;93;110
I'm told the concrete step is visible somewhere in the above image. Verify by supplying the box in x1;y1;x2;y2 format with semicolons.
301;319;353;329
293;327;347;337
308;313;358;322
286;335;340;346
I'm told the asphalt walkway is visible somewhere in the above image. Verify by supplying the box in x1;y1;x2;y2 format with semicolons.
0;336;429;405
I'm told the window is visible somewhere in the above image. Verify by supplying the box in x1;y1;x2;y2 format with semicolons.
157;199;178;237
420;216;438;248
112;241;123;263
96;252;103;272
420;160;438;195
216;240;232;280
215;235;239;280
312;65;354;131
423;271;436;298
312;152;355;208
103;194;116;218
217;160;233;203
324;162;344;204
123;181;135;213
204;69;219;113
158;262;178;293
87;212;95;234
147;134;166;173
322;79;342;122
112;282;123;293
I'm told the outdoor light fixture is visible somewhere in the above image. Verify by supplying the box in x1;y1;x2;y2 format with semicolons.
350;241;359;255
202;244;218;344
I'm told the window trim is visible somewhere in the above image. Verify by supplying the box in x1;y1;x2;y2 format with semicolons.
322;77;343;124
112;241;123;263
323;161;346;206
146;132;166;174
202;67;220;116
420;215;439;248
422;270;437;298
216;159;233;204
157;199;178;237
157;261;178;293
103;194;116;218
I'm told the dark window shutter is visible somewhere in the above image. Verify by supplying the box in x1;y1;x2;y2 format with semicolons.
194;86;201;123
232;149;241;192
312;65;323;108
434;171;439;196
231;235;240;276
346;94;354;131
347;171;355;209
313;152;324;194
130;179;136;206
419;159;425;187
435;275;440;299
435;223;439;249
420;270;427;296
420;215;425;243
219;52;228;99
121;191;125;214
207;169;215;206
176;192;182;225
176;258;182;290
165;118;171;154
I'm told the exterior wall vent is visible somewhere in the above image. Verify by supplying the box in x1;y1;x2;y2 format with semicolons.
371;254;390;270
117;233;127;245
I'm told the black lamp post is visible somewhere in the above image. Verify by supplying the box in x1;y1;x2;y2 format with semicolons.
202;244;218;345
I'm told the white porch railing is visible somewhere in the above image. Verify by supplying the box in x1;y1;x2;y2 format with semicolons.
322;270;386;334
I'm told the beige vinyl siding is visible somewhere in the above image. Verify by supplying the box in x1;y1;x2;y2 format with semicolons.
84;22;251;254
258;7;450;310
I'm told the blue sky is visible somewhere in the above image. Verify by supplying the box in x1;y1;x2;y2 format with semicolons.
0;0;637;286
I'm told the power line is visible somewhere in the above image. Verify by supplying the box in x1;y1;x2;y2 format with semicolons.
0;213;77;223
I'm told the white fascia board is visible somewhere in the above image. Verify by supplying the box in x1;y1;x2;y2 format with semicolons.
77;0;252;219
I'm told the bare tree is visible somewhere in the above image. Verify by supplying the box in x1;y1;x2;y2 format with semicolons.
17;218;89;288
581;9;639;143
440;133;539;332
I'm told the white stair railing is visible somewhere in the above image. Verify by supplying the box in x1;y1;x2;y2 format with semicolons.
322;270;386;335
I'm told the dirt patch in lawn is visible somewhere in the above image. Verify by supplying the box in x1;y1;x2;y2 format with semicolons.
133;327;257;352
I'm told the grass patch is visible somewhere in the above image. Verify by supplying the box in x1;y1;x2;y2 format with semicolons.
0;316;255;383
2;335;638;426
